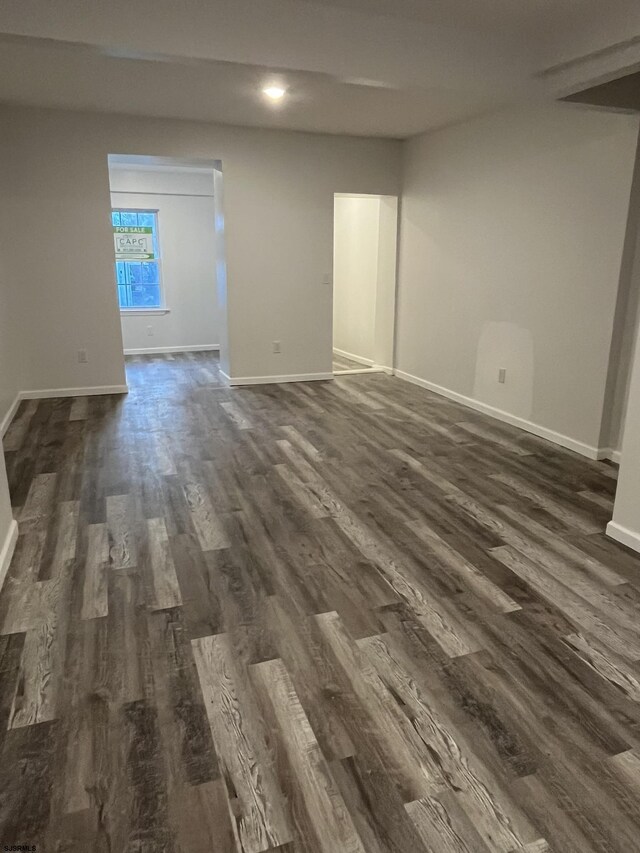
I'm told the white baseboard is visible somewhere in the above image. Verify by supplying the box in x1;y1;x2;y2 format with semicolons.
606;520;640;553
124;344;220;355
0;394;21;439
21;385;129;400
393;369;602;460
334;367;386;376
332;347;374;367
228;372;333;386
597;447;621;464
0;520;18;594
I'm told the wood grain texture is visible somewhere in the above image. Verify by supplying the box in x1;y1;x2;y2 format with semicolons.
146;517;182;611
0;351;638;851
81;523;109;620
192;632;293;852
250;657;365;853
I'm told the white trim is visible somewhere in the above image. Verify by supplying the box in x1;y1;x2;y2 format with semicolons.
121;308;171;316
0;520;18;594
112;190;214;199
21;385;129;400
539;36;640;99
108;159;215;176
596;447;621;464
0;394;21;439
332;347;374;367
606;520;640;553
393;369;601;460
124;345;220;355
228;372;333;386
334;367;385;376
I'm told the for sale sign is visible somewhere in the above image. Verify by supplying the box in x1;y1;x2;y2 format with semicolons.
113;226;155;260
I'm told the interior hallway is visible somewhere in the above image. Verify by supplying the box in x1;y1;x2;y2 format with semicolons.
0;353;639;851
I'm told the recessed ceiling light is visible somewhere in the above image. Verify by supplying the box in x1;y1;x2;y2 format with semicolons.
263;85;286;101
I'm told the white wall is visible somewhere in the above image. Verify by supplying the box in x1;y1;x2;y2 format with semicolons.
109;166;219;353
0;241;19;567
0;174;22;565
333;194;398;369
397;103;639;453
599;137;640;455
0;104;401;391
374;196;398;371
608;327;640;550
0;261;21;430
333;196;380;363
0;449;14;577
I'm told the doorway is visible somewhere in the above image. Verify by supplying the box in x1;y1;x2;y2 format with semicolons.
107;154;221;360
332;194;398;375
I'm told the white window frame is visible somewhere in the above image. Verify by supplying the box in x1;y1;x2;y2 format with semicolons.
113;207;168;314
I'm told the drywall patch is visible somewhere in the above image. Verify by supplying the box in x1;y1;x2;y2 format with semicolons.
473;321;534;420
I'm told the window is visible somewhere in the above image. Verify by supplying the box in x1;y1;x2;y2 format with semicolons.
112;209;163;309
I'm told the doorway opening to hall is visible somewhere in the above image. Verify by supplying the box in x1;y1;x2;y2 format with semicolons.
332;193;398;375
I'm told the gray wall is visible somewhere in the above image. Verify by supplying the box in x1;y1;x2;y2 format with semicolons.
397;103;639;452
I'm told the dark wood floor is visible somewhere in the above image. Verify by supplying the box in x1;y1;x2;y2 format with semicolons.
1;351;639;852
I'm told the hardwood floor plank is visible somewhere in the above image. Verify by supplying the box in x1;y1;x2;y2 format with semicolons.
407;519;521;614
265;595;356;761
455;422;533;456
106;493;139;570
2;399;38;452
221;400;253;430
491;545;640;660
69;396;89;422
562;632;640;703
191;632;293;852
81;523;109;620
315;611;444;801
9;620;59;727
146;517;182;611
405;794;493;852
250;657;366;852
37;499;79;581
183;481;230;551
19;472;58;521
360;632;541;851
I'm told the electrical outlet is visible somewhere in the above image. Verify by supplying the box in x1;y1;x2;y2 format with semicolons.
77;349;88;364
273;341;281;354
147;325;154;337
498;368;506;384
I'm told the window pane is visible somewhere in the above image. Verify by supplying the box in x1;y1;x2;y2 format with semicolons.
117;285;132;308
130;284;161;308
113;210;162;309
126;262;142;284
137;212;155;228
141;261;159;284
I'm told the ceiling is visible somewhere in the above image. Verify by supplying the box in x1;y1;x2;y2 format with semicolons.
295;0;623;36
0;0;639;138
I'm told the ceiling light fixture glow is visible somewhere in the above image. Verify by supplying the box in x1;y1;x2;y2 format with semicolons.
263;85;286;101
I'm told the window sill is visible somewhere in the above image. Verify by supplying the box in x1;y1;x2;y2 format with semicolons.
120;308;170;316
